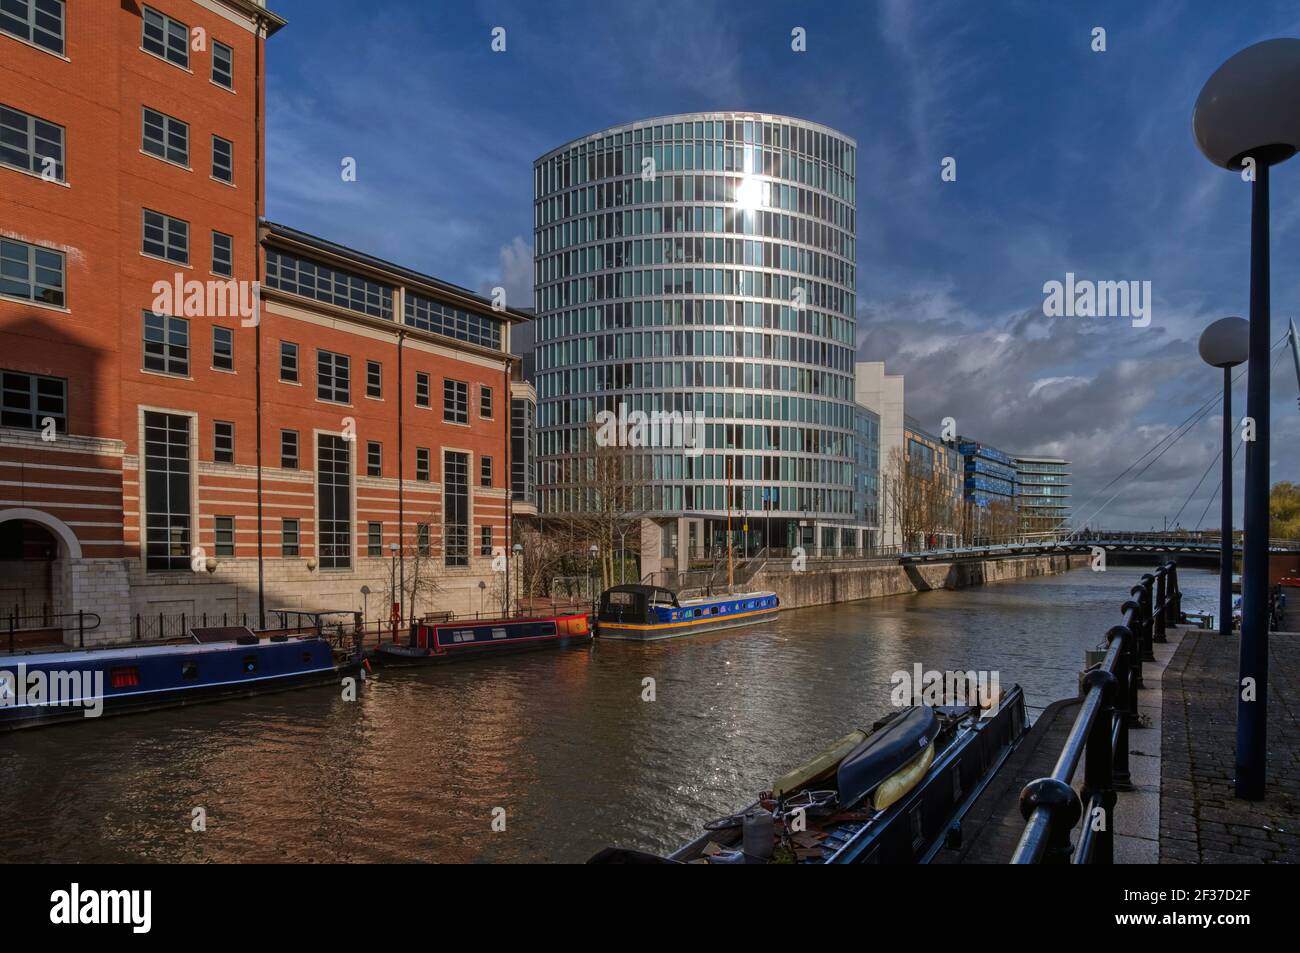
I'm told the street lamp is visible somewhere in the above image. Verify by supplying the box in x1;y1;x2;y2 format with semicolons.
1193;38;1300;800
589;543;599;601
1198;317;1249;641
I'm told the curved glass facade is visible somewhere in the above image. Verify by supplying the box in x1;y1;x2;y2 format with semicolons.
533;113;857;535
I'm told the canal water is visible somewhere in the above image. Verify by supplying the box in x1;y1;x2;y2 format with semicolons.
0;566;1219;863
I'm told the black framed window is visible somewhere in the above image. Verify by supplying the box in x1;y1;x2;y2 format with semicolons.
211;231;233;277
264;248;393;320
416;523;430;557
143;311;189;375
0;0;64;56
142;6;188;68
214;420;234;464
480;456;492;487
214;516;234;557
366;440;381;477
367;521;382;557
142;208;188;263
141;107;187;165
318;433;351;569
279;341;298;382
444;450;469;567
212;326;233;370
443;378;468;424
143;411;191;571
366;360;381;398
0;104;64;180
415;447;430;482
212;40;234;89
282;518;300;557
317;349;349;403
1;369;66;432
280;429;298;469
0;237;64;306
480;525;493;557
404;291;501;349
479;385;493;418
211;135;233;183
415;371;430;407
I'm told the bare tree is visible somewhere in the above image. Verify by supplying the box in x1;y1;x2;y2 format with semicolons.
564;421;649;590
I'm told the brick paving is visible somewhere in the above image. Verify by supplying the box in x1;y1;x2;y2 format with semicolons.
1159;617;1300;863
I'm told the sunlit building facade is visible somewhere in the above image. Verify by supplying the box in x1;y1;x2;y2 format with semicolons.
1015;455;1070;538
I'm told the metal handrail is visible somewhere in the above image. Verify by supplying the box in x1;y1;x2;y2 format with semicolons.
1011;560;1182;864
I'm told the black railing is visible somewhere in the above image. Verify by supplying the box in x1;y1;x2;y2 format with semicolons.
1011;560;1183;864
5;609;101;654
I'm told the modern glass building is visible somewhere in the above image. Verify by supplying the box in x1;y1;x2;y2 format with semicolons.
1015;455;1070;538
532;113;860;567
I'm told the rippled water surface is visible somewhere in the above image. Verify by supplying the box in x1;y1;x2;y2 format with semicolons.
0;566;1218;862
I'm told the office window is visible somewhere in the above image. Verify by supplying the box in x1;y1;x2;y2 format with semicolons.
0;104;64;180
264;249;393;320
280;429;298;469
1;369;66;433
480;456;492;487
479;385;493;418
366;360;381;398
415;371;430;407
214;420;234;464
282;518;300;557
143;311;189;375
367;521;382;557
143;411;191;571
142;6;188;68
443;379;468;424
480;525;493;557
142;209;189;264
416;523;431;557
0;0;64;56
415;447;430;482
404;291;502;349
214;516;234;557
212;40;234;89
318;434;351;569
0;237;64;307
212;326;233;370
211;231;233;277
317;349;350;403
279;341;298;382
211;135;233;183
141;107;187;165
444;451;469;567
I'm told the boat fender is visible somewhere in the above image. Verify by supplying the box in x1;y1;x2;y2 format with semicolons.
741;808;775;862
361;658;373;676
871;741;935;812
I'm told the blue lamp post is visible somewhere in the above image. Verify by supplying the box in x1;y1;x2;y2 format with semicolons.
1193;38;1300;800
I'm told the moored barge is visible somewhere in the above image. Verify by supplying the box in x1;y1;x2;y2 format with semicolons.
596;584;779;641
373;612;592;666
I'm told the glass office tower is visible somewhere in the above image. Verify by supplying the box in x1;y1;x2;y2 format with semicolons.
533;113;858;563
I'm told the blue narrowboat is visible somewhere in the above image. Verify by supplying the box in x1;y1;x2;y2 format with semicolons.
373;611;592;666
0;628;362;731
596;585;779;641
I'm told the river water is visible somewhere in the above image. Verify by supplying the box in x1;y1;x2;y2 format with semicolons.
0;566;1218;863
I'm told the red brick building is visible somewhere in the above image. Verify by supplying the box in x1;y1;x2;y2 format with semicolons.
0;1;532;642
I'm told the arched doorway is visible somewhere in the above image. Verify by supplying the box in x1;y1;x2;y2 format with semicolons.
0;508;80;637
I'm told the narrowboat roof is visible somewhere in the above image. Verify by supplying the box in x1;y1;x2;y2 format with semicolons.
677;590;778;606
604;585;679;601
1;636;317;668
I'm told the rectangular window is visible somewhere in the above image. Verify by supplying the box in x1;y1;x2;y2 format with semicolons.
280;429;298;469
0;237;64;307
282;518;300;557
264;248;393;320
444;451;469;567
214;516;234;557
0;104;64;180
212;326;233;370
480;456;492;487
366;440;381;477
443;378;468;424
279;341;298;382
143;411;191;571
211;231;233;277
141;107;187;165
479;385;493;418
214;420;234;464
367;521;382;557
317;349;350;403
415;371;430;407
417;523;431;557
142;6;188;68
480;525;493;557
212;40;234;89
404;291;501;349
142;208;189;264
415;447;430;482
366;360;381;398
211;135;233;183
0;369;66;433
143;311;189;375
0;0;64;56
318;434;351;569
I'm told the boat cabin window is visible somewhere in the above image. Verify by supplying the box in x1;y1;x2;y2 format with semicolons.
242;655;257;673
181;661;199;680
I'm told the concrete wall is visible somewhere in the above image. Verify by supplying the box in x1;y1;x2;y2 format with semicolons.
753;553;1086;611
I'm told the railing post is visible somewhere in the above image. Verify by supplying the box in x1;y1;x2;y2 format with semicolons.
1167;561;1182;623
1153;569;1167;644
1121;598;1145;688
1018;778;1082;863
1106;624;1136;791
1080;668;1118;863
78;609;84;649
8;612;14;656
1136;576;1156;662
135;614;141;641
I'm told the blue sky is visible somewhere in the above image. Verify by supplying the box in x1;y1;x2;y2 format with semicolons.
264;0;1300;528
